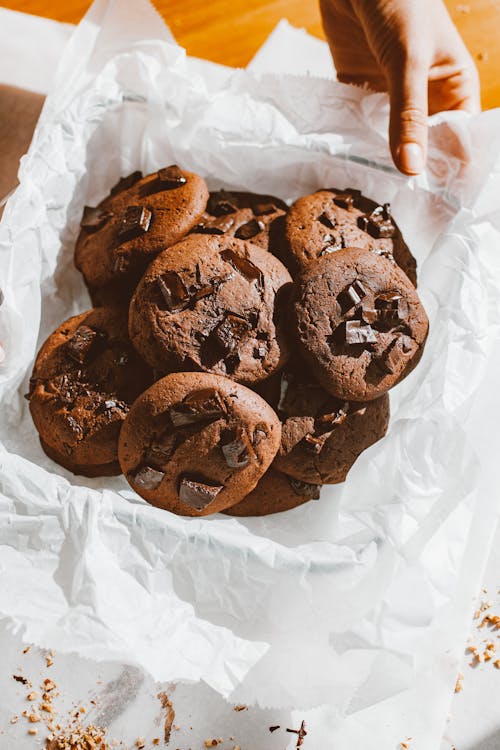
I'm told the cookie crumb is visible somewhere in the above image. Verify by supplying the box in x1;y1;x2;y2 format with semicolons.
28;727;38;735
136;738;145;749
27;691;39;701
10;716;19;724
269;725;280;732
23;646;31;654
233;704;248;712
13;674;29;685
455;673;464;692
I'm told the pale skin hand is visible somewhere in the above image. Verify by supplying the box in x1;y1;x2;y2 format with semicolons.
319;0;481;175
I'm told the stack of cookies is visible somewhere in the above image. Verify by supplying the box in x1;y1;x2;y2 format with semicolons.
26;166;429;517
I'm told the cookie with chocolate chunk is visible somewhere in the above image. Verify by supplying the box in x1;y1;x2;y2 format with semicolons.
27;307;153;476
75;166;209;306
280;188;417;284
258;366;390;484
223;468;320;516
291;248;428;401
191;190;287;252
118;372;282;516
129;234;292;384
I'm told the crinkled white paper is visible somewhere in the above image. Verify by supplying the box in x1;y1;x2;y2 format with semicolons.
1;0;500;721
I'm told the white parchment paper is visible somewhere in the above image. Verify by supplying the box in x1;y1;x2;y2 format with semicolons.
1;0;500;722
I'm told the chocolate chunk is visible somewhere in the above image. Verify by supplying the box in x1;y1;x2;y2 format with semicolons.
192;215;235;235
194;283;216;302
80;206;113;231
234;218;264;240
254;345;266;359
221;427;254;468
357;204;396;239
269;726;280;733
224;352;240;374
318;210;336;229
320;234;342;255
304;433;327;454
113;253;129;275
375;292;409;327
133;465;165;491
66;326;98;363
110;170;143;195
118;206;152;241
212;199;238;216
220;248;263;288
170;388;226;427
213;314;251;354
344;320;377;345
157;165;187;189
157;271;189;312
359;301;378;324
253;425;268;445
375;335;415;374
338;280;366;313
316;402;349;430
178;476;224;510
254;202;277;215
288;478;321;500
333;189;360;210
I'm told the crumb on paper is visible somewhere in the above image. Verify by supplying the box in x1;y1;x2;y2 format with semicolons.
233;704;248;712
157;692;175;744
136;738;145;749
286;720;307;747
10;716;19;724
204;740;220;747
152;740;160;746
45;651;55;668
455;672;464;692
27;691;39;701
23;646;31;654
29;713;42;722
494;659;500;669
13;674;29;685
28;727;38;735
269;725;280;732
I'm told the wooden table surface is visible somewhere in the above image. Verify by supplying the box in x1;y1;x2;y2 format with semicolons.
1;0;499;109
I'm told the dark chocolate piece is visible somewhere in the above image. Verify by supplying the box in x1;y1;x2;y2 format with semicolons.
113;253;129;275
110;170;143;195
376;334;415;374
234;218;264;240
375;292;409;327
318;210;336;229
179;476;224;510
157;165;187;189
145;433;178;467
333;190;360;210
288;478;320;500
192;215;235;235
220;248;263;288
269;726;280;733
66;326;98;364
213;314;251;354
221;427;254;468
81;206;113;231
344;320;377;345
133;465;165;491
170;388;226;427
357;204;396;239
212;199;238;216
338;280;366;313
118;205;152;241
157;271;189;312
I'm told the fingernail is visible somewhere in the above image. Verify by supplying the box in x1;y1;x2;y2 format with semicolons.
397;142;425;175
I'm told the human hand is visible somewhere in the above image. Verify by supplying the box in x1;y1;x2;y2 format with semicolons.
319;0;480;175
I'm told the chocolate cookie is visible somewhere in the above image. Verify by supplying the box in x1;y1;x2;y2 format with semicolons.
190;190;287;252
291;248;428;401
118;372;282;516
74;166;209;305
223;468;320;516
258;366;390;484
27;307;153;476
129;234;292;384
280;188;417;284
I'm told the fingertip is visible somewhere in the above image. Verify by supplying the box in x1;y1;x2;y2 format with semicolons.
396;142;426;175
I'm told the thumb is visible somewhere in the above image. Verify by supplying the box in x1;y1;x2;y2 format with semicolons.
387;58;429;175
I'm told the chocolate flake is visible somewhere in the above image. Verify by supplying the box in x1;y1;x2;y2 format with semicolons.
213;314;251;354
289;478;320;499
344;320;377;346
157;165;187;189
234;218;264;240
170;388;226;427
179;476;224;510
157;271;190;312
118;205;152;241
192;215;235;235
375;335;415;374
287;720;308;747
357;203;396;239
269;726;280;733
80;206;112;231
66;326;98;364
221;427;254;468
110;171;143;195
304;433;326;454
12;675;29;685
338;280;366;313
133;465;165;491
316;402;349;430
220;248;263;288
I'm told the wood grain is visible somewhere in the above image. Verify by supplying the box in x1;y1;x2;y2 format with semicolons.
1;0;499;108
